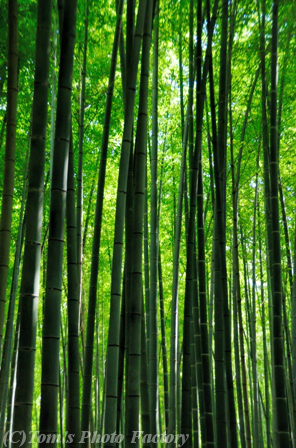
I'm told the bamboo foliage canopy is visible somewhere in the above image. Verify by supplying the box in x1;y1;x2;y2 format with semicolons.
0;0;296;447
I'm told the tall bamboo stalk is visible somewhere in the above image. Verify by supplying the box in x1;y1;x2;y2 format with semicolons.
269;0;290;443
126;2;153;446
104;1;147;443
38;2;77;445
81;0;124;436
12;2;52;446
76;0;89;312
66;136;81;448
0;148;28;444
149;0;159;439
0;0;18;355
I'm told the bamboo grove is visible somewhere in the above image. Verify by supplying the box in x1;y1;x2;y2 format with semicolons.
0;0;296;447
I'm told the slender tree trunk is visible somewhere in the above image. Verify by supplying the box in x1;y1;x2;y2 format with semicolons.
279;176;293;295
76;0;89;312
0;149;27;443
144;163;150;348
0;0;18;354
212;0;238;443
5;306;20;448
159;249;169;433
66;135;81;447
124;134;134;442
181;260;192;448
126;3;153;446
141;295;151;447
292;230;296;414
178;2;184;136
228;36;261;448
38;2;77;446
104;1;147;443
168;104;187;448
149;0;159;439
251;154;260;447
12;2;52;446
81;0;124;437
269;0;290;443
116;284;125;437
258;212;272;448
49;9;57;185
197;151;214;448
190;318;199;448
208;18;226;448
